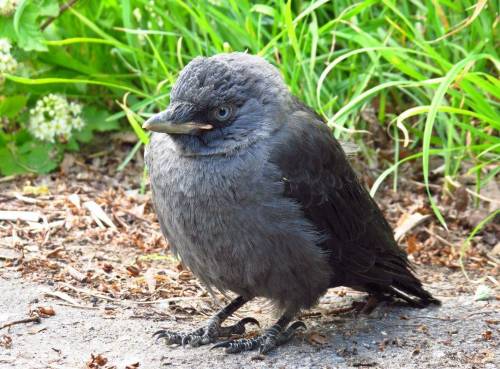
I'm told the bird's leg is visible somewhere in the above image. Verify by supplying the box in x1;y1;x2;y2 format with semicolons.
153;296;259;347
351;294;381;315
352;293;393;315
212;311;306;354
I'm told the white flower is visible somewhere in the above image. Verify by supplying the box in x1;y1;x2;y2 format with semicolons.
0;38;17;84
0;0;18;17
133;7;142;22
29;94;86;142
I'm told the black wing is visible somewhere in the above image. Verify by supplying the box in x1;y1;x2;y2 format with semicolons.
270;102;437;306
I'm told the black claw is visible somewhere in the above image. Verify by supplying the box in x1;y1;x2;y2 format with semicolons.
153;329;166;338
181;335;192;347
289;320;307;331
240;317;260;327
211;340;231;350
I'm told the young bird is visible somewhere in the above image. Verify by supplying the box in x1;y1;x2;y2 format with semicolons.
144;53;439;354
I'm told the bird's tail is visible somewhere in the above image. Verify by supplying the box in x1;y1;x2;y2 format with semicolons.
364;257;441;308
389;279;440;308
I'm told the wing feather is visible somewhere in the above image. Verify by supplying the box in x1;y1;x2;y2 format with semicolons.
270;103;438;305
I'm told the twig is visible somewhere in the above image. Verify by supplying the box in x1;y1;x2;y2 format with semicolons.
60;282;208;305
423;228;456;249
0;316;41;331
411;315;457;322
116;206;151;223
41;0;80;30
0;211;42;223
394;213;431;242
66;265;88;283
464;310;498;319
0;175;16;184
45;246;65;258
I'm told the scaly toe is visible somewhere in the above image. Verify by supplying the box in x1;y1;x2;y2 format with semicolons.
259;336;277;354
153;330;182;345
210;340;231;350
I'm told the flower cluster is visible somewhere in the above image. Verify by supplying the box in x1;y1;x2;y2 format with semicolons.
0;0;19;16
145;1;164;29
0;38;17;84
29;94;85;143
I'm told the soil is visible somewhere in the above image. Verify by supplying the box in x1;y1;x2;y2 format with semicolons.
0;269;498;369
0;144;498;369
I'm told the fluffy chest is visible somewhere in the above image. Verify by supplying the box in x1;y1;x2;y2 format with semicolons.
146;138;277;262
145;135;331;307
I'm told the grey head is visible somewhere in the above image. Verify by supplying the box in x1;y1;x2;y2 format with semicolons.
143;53;292;156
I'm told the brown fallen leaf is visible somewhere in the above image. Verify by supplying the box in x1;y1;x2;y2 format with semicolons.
126;265;140;277
37;306;56;317
0;335;12;348
178;270;193;281
406;234;420;254
307;331;328;345
45;247;64;258
102;263;113;273
125;363;140;369
454;185;469;212
86;353;108;368
482;330;492;341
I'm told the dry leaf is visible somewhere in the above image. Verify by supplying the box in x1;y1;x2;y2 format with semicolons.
0;335;12;349
67;193;81;208
84;201;116;229
0;210;42;223
86;353;108;368
454;186;469;212
102;263;113;273
394;213;430;242
126;265;140;277
23;185;49;196
482;330;492;341
37;306;56;317
307;332;328;345
178;270;192;281
144;268;156;293
406;234;419;254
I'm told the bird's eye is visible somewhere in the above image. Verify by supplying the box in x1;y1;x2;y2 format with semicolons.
213;105;232;122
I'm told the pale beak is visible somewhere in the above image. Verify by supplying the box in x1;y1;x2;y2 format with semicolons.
142;112;213;135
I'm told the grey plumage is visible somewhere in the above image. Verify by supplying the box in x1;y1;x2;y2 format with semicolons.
145;53;438;354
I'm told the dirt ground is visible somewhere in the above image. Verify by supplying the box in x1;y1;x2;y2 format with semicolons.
0;147;498;369
0;268;498;369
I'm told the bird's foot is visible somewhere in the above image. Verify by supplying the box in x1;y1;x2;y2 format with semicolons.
212;321;306;354
153;317;259;348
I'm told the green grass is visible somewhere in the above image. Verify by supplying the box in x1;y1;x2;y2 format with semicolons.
2;0;499;230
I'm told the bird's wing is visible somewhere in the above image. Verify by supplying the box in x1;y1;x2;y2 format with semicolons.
269;107;419;294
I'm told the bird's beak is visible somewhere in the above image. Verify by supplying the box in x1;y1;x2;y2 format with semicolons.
142;112;213;135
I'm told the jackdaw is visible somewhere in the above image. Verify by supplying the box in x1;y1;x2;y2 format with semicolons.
143;53;439;354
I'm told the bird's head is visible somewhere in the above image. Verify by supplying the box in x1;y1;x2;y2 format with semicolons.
143;53;291;156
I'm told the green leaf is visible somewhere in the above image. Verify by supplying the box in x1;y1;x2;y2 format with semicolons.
38;0;59;17
12;0;59;51
0;95;28;118
0;17;16;41
18;141;59;173
250;4;275;17
83;107;118;132
74;107;119;143
0;147;25;175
